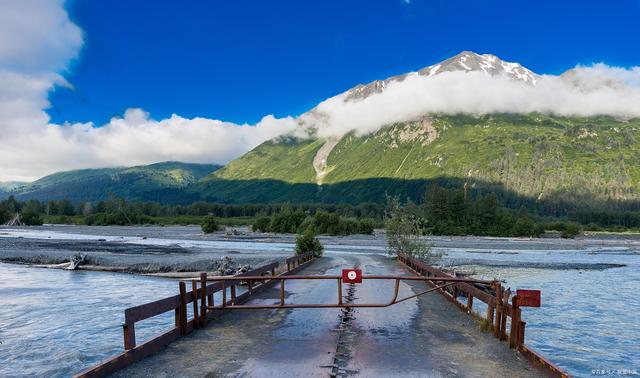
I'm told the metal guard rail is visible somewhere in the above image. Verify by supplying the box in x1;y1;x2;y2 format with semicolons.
189;274;496;310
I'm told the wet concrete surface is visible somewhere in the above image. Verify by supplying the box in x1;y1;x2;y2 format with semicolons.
117;254;539;377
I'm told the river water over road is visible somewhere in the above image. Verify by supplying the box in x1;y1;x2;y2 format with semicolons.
1;226;639;377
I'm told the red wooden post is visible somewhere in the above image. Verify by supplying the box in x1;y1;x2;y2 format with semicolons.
200;272;207;324
510;295;521;349
487;302;495;330
467;295;474;313
230;284;237;304
207;292;213;308
191;280;200;328
221;280;227;308
179;281;188;336
518;321;526;349
123;323;136;350
494;282;502;338
500;289;510;341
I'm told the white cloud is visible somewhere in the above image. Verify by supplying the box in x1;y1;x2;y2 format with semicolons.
0;1;295;181
305;65;640;139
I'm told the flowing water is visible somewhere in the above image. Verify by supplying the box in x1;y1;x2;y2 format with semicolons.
1;227;639;377
0;263;184;377
440;245;640;376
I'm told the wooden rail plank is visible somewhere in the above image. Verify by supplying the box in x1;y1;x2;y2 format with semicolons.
75;256;318;378
124;295;180;324
75;327;180;378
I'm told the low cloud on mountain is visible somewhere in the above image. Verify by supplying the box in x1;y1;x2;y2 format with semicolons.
1;1;640;181
307;64;640;138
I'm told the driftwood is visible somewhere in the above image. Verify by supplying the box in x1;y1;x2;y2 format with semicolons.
67;253;87;270
5;213;23;226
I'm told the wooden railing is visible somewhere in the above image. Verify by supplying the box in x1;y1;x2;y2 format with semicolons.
75;252;319;378
397;253;570;378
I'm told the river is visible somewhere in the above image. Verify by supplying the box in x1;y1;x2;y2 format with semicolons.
0;226;638;377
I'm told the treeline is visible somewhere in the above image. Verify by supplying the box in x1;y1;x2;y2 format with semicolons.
0;197;44;225
6;186;640;238
0;195;383;223
402;185;545;237
252;207;376;235
0;196;383;230
567;209;640;229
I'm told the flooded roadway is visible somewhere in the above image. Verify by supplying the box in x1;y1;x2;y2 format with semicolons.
3;226;638;376
118;254;539;377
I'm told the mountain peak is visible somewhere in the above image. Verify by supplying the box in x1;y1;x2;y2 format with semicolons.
423;51;537;83
345;51;538;100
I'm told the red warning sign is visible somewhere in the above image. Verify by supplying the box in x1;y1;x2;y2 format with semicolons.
342;269;362;284
516;289;541;307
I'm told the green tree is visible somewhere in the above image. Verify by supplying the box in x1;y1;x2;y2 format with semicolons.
21;200;43;226
561;223;581;238
201;215;219;234
385;197;440;263
252;216;271;232
510;207;540;237
295;229;323;256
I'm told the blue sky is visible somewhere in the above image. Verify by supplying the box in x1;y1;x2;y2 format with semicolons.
50;0;640;126
2;0;640;181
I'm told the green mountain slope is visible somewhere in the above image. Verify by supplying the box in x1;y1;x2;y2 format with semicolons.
197;114;640;212
7;162;220;203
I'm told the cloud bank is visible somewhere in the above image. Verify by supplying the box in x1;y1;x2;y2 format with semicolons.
2;1;640;181
306;64;640;139
0;1;295;181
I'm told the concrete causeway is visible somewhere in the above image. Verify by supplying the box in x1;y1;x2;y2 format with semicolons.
116;255;540;377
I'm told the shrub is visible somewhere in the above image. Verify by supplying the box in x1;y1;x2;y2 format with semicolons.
585;223;602;232
560;223;581;238
252;216;271;232
479;317;492;332
269;207;305;233
21;209;43;226
201;215;219;234
356;218;376;235
0;207;9;224
510;208;543;237
21;201;43;226
295;229;323;256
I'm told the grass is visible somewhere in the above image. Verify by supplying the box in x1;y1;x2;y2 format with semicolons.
479;317;493;333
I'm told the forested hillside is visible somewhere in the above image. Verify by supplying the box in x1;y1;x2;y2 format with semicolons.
198;114;640;217
3;162;219;203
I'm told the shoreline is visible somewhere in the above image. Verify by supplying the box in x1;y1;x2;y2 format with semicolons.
3;259;230;278
1;224;636;275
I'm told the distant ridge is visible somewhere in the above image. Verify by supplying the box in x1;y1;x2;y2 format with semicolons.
3;161;220;203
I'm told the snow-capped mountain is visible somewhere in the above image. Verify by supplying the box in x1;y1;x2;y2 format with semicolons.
345;51;538;100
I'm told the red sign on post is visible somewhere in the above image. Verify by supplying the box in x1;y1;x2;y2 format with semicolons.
342;269;362;284
516;289;541;307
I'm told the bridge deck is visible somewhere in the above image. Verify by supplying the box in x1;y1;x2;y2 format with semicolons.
116;254;541;377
